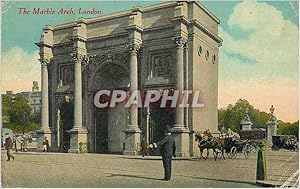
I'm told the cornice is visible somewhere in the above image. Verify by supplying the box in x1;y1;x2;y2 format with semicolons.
87;32;128;43
170;16;190;26
124;25;143;33
35;42;53;48
189;19;223;45
190;1;220;24
143;25;173;33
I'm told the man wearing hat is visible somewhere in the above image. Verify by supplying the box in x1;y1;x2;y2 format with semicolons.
149;125;176;181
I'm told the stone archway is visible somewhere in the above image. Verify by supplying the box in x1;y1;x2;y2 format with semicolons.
58;101;74;152
90;61;130;153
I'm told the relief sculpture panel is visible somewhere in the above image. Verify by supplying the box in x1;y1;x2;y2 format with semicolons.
145;50;174;86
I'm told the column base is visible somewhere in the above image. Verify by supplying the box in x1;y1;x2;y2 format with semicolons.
123;126;141;156
68;127;88;153
36;128;52;152
171;127;190;158
172;125;188;132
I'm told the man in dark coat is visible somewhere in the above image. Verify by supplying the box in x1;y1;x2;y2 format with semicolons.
149;126;176;181
5;137;15;161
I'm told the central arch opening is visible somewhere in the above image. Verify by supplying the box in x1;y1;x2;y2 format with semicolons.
91;62;129;154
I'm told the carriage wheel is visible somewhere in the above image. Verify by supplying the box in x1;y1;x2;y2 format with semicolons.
213;149;222;160
230;147;237;158
250;142;258;153
272;145;280;151
227;152;232;159
243;144;251;159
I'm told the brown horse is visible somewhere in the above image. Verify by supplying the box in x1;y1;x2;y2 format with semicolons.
195;130;226;161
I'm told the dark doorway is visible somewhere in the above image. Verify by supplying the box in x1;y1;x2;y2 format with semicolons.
95;107;109;153
149;107;175;144
59;102;74;152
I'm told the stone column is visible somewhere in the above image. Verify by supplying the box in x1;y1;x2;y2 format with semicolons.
123;44;141;155
56;109;61;150
68;53;88;153
173;36;186;129
172;36;190;158
267;105;277;147
146;107;150;144
74;54;83;129
184;44;189;128
129;44;139;128
36;58;52;151
240;107;253;130
68;18;88;153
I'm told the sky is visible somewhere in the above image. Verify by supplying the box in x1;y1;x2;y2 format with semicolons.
1;0;299;122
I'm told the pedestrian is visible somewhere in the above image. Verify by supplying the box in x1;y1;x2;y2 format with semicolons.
46;138;50;152
43;137;50;152
5;137;15;161
149;126;176;181
141;136;148;157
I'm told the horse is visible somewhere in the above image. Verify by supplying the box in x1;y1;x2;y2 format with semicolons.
195;130;226;161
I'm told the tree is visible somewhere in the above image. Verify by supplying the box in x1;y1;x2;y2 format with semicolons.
218;99;254;131
278;121;299;139
8;96;32;134
2;94;12;123
218;99;298;137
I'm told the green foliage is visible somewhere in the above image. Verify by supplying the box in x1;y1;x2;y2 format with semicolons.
218;99;298;137
2;94;12;123
30;111;41;124
218;99;255;131
2;95;40;133
3;122;41;134
278;121;299;139
9;96;32;123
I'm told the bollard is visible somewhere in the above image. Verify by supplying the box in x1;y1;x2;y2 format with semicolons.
256;141;267;181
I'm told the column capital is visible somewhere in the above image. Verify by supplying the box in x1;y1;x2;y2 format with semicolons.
173;36;187;48
39;58;50;67
72;52;85;62
72;52;96;66
127;43;141;55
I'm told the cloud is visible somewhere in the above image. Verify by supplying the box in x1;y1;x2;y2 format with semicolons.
1;47;40;93
218;0;299;121
221;0;298;75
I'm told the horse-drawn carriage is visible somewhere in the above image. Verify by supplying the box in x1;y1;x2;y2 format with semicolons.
272;135;298;151
223;136;251;159
194;129;255;160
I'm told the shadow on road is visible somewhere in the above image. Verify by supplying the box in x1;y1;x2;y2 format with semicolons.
181;175;256;186
105;173;162;181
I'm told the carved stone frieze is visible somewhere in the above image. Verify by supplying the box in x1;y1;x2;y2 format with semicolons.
146;50;174;86
59;64;74;86
87;51;129;74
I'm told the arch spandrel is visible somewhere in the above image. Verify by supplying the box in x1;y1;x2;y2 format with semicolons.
87;51;130;91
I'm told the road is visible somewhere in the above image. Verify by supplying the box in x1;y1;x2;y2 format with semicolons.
1;149;298;187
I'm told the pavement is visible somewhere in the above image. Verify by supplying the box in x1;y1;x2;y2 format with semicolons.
1;149;298;188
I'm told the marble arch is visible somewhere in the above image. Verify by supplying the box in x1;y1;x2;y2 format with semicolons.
35;1;222;157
